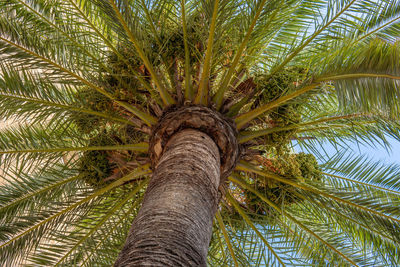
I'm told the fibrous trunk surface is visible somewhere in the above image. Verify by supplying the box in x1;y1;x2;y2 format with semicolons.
114;129;221;266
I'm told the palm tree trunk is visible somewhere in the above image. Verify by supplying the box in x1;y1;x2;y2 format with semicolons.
114;129;221;266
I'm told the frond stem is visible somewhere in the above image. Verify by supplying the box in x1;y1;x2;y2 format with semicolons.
181;0;193;100
235;70;400;130
296;120;376;134
194;0;219;105
293;191;398;244
67;0;158;102
16;0;113;76
0;174;82;214
239;113;366;143
108;0;175;106
322;172;400;196
356;15;400;43
215;211;238;267
268;0;357;78
0;143;148;155
235;84;318;129
319;73;400;81
235;161;400;224
214;0;267;109
0;35;156;126
139;0;177;91
0;93;135;126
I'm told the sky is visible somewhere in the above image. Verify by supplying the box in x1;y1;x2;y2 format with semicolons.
292;134;400;169
346;136;400;164
310;136;400;165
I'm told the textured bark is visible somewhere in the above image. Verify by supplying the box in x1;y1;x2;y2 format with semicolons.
149;105;239;181
115;129;221;266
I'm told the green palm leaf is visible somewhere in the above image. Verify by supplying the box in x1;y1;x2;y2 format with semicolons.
2;0;400;265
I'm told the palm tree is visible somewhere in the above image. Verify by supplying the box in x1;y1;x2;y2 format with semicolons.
1;0;400;265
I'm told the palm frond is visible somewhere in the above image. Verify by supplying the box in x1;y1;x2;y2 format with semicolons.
269;0;357;76
194;0;219;105
0;65;135;126
0;165;150;265
315;39;400;119
229;175;363;266
226;192;287;266
235;83;318;129
213;0;268;109
107;0;175;106
181;0;194;100
322;152;400;193
215;211;238;267
236;161;400;224
1;0;400;265
78;199;140;266
50;181;146;266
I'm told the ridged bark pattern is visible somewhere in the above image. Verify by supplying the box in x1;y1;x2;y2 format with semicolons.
149;105;239;181
115;129;220;266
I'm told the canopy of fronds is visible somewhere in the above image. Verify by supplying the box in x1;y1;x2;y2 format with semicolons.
1;0;400;266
